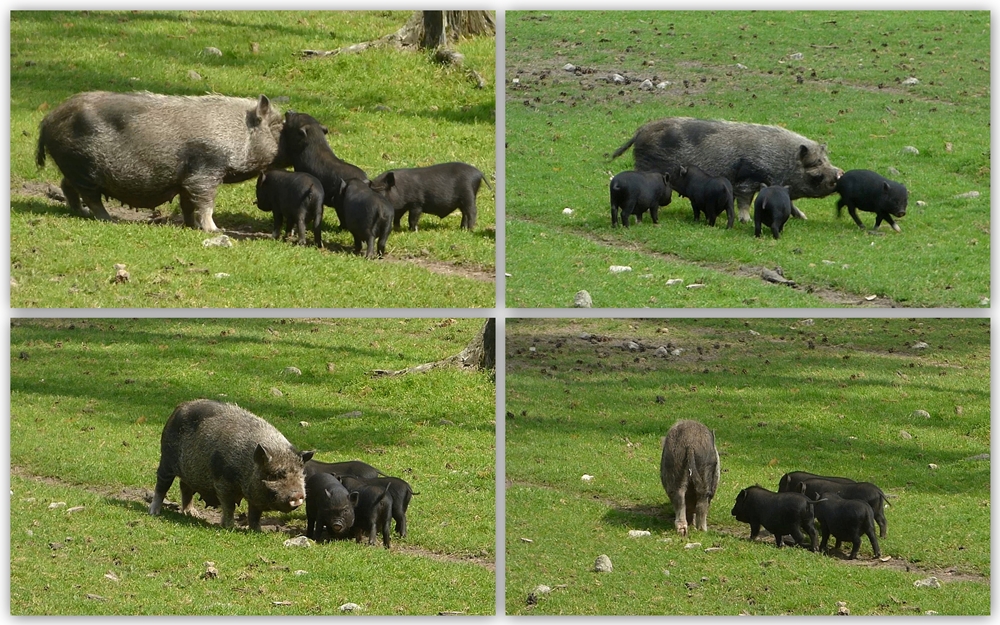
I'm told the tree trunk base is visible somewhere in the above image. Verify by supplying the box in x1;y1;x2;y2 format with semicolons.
372;319;495;377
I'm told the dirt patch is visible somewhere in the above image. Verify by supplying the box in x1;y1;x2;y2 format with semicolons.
392;256;495;283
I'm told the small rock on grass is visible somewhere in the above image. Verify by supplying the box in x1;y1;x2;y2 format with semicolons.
339;603;361;612
283;536;313;548
573;290;593;308
666;278;683;286
913;410;930;419
284;366;302;376
203;46;223;56
628;530;651;538
533;584;552;595
594;554;613;573
914;576;941;589
911;341;929;349
609;265;632;273
954;191;980;199
901;146;920;155
203;235;232;248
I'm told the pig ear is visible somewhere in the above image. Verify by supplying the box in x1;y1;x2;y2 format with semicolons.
299;127;309;140
662;172;670;183
679;166;687;176
301;450;315;463
321;125;329;135
254;443;272;467
256;95;271;119
348;491;360;506
383;171;395;189
882;181;891;194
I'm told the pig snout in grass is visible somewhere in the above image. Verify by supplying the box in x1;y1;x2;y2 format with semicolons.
798;478;889;538
612;116;843;223
278;110;369;226
810;491;881;560
672;165;735;228
753;184;792;239
835;169;909;233
149;399;313;531
304;459;387;480
660;419;720;536
256;170;325;248
36;91;286;232
731;486;819;551
609;170;671;228
777;471;855;494
339;176;395;259
305;472;359;540
372;162;491;232
339;475;394;549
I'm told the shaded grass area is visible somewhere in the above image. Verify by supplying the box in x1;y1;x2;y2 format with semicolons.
11;10;496;308
505;318;989;615
505;11;989;308
11;317;495;615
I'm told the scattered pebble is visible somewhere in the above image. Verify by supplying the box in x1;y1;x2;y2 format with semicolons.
684;581;700;590
66;506;85;514
902;77;920;85
104;571;120;582
656;81;669;89
913;410;931;419
529;347;536;353
611;73;626;84
864;295;878;301
879;555;892;562
911;341;929;349
684;542;702;549
928;463;939;470
202;562;219;579
520;537;534;543
203;46;223;56
954;191;980;199
272;601;292;607
187;70;202;81
214;272;230;279
299;421;309;428
48;502;66;509
666;278;684;286
609;265;632;273
284;366;302;376
686;283;705;289
339;603;360;612
562;207;574;215
326;362;336;373
670;348;684;356
705;547;724;553
901;146;920;155
916;200;927;207
653;346;669;358
925;611;939;615
888;167;901;176
579;333;593;340
900;430;912;440
638;79;654;90
85;594;107;602
628;530;651;538
624;341;640;352
800;319;814;326
822;259;836;265
283;536;313;548
581;474;594;482
573;290;593;308
594;554;613;573
203;235;232;248
789;52;804;60
563;63;576;72
836;600;850;616
639;273;654;279
533;585;552;595
914;576;941;588
293;570;309;576
270;387;283;397
748;330;760;336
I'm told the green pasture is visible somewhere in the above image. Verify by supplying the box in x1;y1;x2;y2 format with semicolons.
10;317;496;615
505;11;989;308
11;11;496;308
505;318;989;614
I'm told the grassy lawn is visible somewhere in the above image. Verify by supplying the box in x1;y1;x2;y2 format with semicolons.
505;318;989;615
10;317;496;615
505;11;989;308
11;11;496;308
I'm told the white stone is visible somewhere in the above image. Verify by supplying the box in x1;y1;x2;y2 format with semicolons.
562;207;574;215
666;278;683;286
339;602;361;612
594;554;613;573
581;474;594;482
203;235;232;248
914;576;941;588
912;341;929;349
573;290;593;308
563;63;576;71
902;76;920;85
901;146;920;155
628;530;651;538
609;265;632;273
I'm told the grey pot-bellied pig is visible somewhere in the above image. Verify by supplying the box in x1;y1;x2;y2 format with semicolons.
339;475;393;548
278;111;369;225
777;471;855;494
753;184;792;239
305;472;359;541
612;117;843;223
810;492;881;560
609;170;671;228
304;459;387;480
255;170;325;248
798;478;890;538
672;165;735;228
372;162;491;231
339;177;394;259
660;419;721;536
835;169;909;233
36;91;287;232
149;399;314;531
731;486;819;550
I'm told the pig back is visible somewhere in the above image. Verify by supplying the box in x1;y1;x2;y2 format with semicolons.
660;419;720;496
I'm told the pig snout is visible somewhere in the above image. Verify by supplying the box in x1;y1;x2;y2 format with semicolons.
330;519;346;533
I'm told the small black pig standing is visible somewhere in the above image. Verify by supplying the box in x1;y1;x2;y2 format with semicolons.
798;478;889;538
339;176;395;259
372;162;490;231
305;472;359;541
777;471;855;494
753;184;792;239
810;492;881;560
339;475;393;548
609;170;672;228
255;170;325;248
304;459;387;480
835;169;908;233
672;165;735;228
731;486;819;550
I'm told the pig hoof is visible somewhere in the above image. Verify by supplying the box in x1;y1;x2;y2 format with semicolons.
892;224;902;233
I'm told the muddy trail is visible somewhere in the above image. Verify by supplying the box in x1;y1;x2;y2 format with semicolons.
507;478;987;585
12;466;495;572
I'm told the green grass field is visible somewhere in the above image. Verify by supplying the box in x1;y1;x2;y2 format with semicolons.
505;318;989;615
11;11;496;308
10;317;495;615
505;11;989;308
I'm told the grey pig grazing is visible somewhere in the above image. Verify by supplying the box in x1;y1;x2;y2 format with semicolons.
609;170;672;228
835;169;908;233
672;165;735;228
660;419;720;535
305;472;359;541
36;91;286;232
255;170;325;248
777;471;855;494
372;162;491;231
612;117;843;223
339;475;393;548
753;184;792;239
731;485;819;550
798;478;889;538
339;176;395;259
810;491;881;560
148;399;314;531
304;459;387;480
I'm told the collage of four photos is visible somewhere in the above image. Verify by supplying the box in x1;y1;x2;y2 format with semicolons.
8;9;990;616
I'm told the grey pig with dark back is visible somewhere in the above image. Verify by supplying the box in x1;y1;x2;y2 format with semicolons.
36;91;287;232
660;419;720;536
612;117;843;223
609;170;671;228
798;478;889;538
731;485;819;550
835;169;909;233
372;162;491;231
148;399;314;531
255;170;325;248
304;459;387;480
278;110;369;225
339;177;395;259
753;184;792;239
339;475;393;548
305;472;359;541
672;165;735;228
810;491;881;560
777;470;855;494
